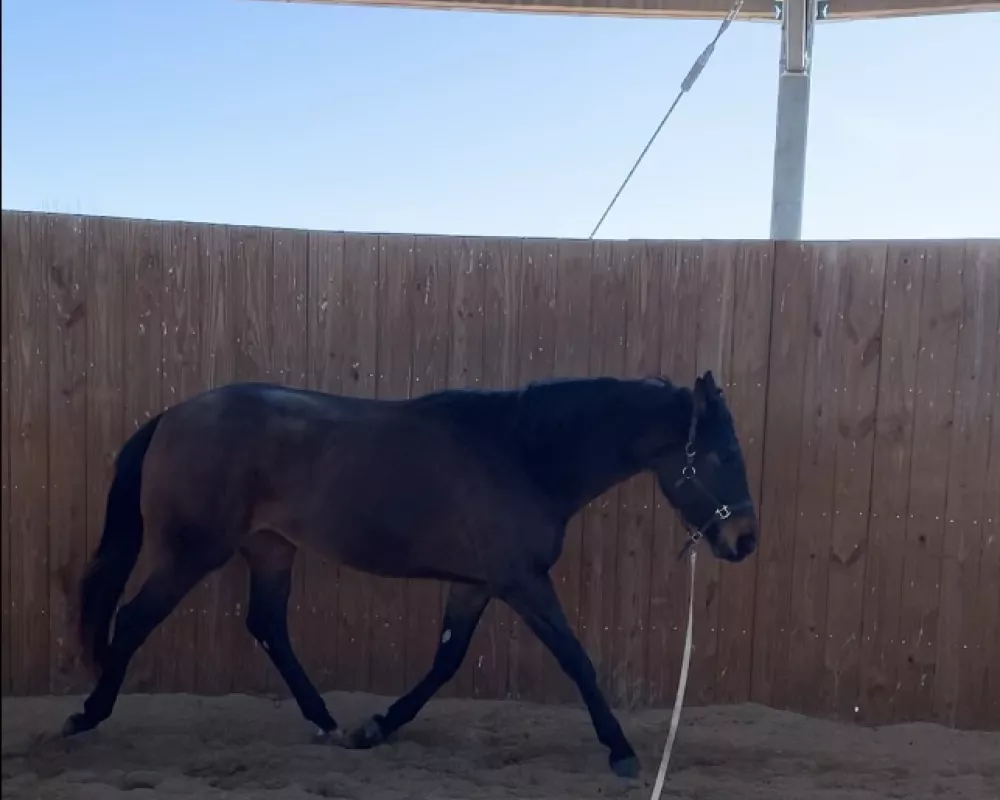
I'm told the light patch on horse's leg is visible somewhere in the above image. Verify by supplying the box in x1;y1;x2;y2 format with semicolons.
441;628;452;644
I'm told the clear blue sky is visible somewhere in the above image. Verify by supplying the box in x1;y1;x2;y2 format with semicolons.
2;0;998;240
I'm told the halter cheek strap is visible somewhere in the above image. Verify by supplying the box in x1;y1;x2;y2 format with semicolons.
673;410;753;561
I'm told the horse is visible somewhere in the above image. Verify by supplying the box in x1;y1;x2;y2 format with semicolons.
63;370;758;778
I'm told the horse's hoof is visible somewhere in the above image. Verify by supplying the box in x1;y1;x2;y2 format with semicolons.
346;715;385;750
311;728;346;747
610;754;640;779
61;713;92;738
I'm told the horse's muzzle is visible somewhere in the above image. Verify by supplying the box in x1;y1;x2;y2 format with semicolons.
714;516;757;562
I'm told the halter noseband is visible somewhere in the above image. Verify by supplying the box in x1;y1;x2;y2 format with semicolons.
674;408;753;561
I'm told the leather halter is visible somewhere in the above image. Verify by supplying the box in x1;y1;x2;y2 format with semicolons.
674;409;753;560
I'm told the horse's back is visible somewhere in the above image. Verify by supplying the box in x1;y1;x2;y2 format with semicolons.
137;382;557;582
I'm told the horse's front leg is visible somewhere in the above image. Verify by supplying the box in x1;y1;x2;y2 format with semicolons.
502;572;640;778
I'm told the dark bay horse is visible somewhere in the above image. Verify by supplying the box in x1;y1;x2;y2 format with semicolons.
64;371;758;778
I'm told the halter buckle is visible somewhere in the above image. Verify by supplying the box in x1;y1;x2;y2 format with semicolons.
716;505;732;521
681;465;696;480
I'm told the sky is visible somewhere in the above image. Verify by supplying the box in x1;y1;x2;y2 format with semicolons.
2;0;998;241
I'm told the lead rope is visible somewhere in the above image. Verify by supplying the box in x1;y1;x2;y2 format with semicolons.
649;546;697;800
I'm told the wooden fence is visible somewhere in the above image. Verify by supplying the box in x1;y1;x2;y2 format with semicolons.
1;211;997;730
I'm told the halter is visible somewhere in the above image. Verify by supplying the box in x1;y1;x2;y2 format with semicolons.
673;408;753;560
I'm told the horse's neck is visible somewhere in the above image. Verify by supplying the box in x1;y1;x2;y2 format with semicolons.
515;386;687;523
555;448;643;520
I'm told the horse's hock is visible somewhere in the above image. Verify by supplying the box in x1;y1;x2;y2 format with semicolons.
1;211;998;738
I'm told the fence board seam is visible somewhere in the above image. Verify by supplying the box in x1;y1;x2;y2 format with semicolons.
850;244;890;719
742;241;775;707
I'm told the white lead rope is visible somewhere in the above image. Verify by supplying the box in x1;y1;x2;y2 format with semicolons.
648;546;697;800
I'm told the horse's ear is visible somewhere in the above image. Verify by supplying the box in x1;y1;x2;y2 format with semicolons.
693;371;720;418
693;375;709;418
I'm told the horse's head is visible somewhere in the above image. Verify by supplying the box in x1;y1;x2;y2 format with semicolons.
651;371;757;563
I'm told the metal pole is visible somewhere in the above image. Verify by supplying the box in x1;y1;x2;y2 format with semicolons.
769;0;816;240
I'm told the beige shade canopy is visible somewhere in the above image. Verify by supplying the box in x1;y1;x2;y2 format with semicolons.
258;0;998;21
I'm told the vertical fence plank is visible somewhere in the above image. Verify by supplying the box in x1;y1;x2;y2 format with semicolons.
84;217;126;701
370;234;416;696
156;222;206;694
978;321;1000;728
578;241;628;699
751;242;812;709
936;241;999;726
613;241;662;709
404;236;454;692
7;213;51;695
858;243;925;724
510;239;559;703
964;241;1000;732
783;244;842;714
821;243;887;719
509;239;558;703
305;230;346;691
120;219;164;693
0;213;10;695
328;232;379;693
473;237;523;700
445;236;486;700
546;239;594;704
271;228;310;394
227;225;275;695
46;215;90;695
715;242;773;705
646;242;692;706
689;241;738;707
897;243;964;721
193;224;233;695
269;226;310;698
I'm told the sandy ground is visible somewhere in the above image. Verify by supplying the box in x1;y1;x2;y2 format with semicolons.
2;691;998;800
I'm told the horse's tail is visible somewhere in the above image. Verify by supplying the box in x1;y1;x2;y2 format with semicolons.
78;413;164;675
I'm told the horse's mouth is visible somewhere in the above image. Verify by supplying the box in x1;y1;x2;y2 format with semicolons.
710;524;757;562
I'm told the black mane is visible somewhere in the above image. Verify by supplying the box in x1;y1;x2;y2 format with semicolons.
410;376;690;447
410;376;692;520
512;376;686;443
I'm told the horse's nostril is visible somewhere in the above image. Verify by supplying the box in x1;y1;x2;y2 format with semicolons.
736;534;756;557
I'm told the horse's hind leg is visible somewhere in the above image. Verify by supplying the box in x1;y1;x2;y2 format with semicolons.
344;582;490;749
63;556;213;735
241;530;339;737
